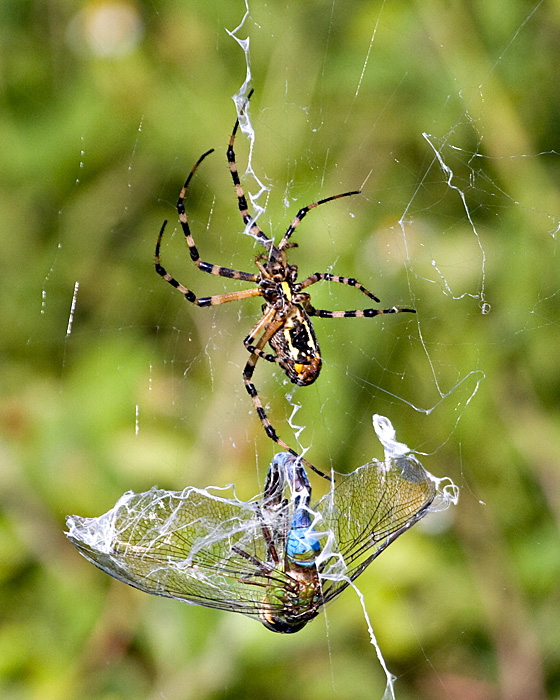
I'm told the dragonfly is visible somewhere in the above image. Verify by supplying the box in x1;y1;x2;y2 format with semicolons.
66;437;438;633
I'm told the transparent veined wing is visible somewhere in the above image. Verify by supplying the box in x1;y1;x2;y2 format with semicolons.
316;452;437;603
66;485;310;622
66;416;457;632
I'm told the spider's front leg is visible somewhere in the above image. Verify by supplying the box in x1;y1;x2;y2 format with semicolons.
227;90;273;249
175;149;258;282
297;272;380;302
155;148;260;304
155;222;263;307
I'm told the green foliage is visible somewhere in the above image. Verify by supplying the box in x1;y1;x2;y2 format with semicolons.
1;1;559;699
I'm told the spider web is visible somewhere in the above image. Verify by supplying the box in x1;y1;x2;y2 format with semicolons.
65;415;458;700
27;1;559;699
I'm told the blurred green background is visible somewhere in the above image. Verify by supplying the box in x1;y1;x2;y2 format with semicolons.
1;1;559;699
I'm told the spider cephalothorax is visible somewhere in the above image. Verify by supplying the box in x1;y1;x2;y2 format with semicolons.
155;90;415;475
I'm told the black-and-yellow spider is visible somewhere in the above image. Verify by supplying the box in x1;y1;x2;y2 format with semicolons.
155;91;415;475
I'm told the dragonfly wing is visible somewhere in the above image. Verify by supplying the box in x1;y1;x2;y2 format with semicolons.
66;486;293;619
315;454;436;602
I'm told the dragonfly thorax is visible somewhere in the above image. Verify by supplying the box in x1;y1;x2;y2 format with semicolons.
260;564;321;634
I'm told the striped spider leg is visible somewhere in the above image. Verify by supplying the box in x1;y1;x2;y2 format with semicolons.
155;91;415;478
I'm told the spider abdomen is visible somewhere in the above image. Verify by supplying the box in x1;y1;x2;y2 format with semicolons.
269;307;322;386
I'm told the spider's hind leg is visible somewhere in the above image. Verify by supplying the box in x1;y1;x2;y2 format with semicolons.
242;317;328;480
243;356;326;478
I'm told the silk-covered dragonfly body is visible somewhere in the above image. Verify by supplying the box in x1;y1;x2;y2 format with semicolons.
66;418;450;633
